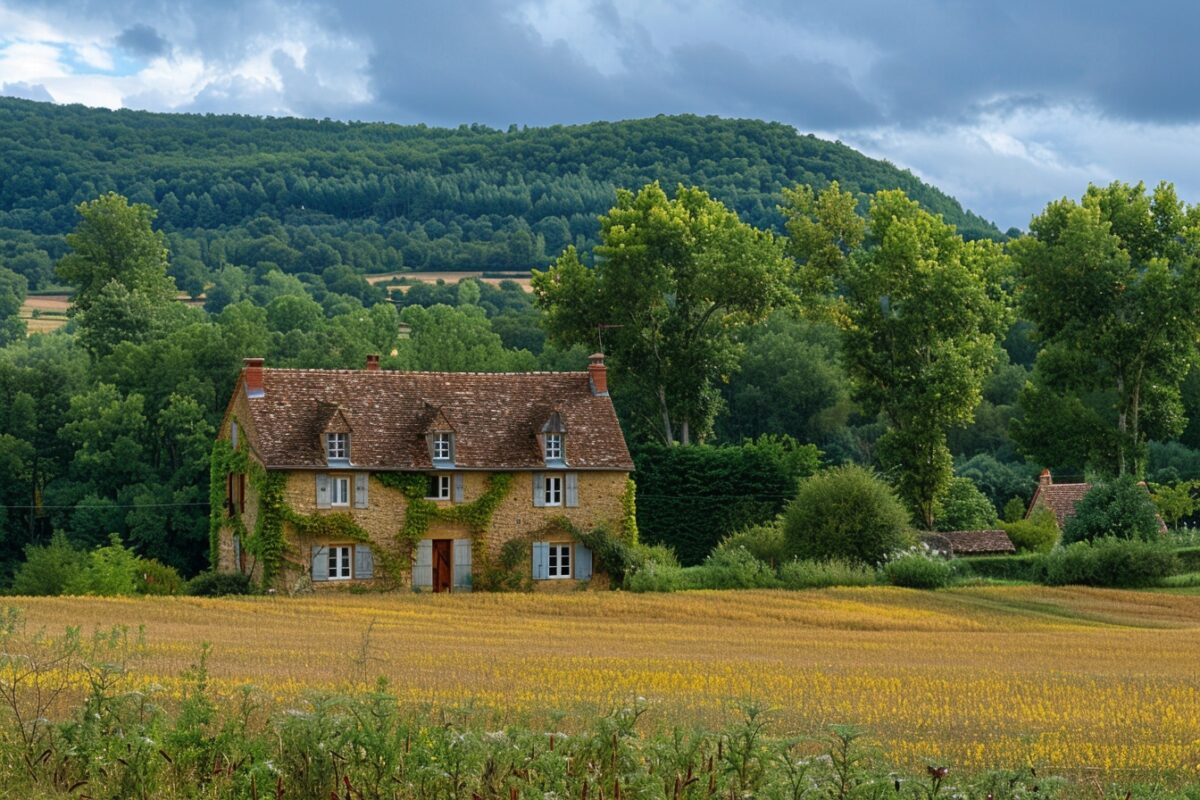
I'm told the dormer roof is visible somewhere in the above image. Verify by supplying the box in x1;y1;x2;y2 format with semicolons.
231;366;633;471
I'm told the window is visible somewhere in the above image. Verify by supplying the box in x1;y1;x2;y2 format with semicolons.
543;475;562;506
326;432;348;460
231;420;238;448
427;473;451;500
433;432;453;461
547;543;571;579
331;476;350;506
545;433;563;461
327;545;351;580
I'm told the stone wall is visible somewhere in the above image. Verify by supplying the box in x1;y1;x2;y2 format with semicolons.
277;469;629;591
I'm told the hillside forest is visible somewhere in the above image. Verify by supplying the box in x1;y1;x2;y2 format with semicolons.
1;99;1200;582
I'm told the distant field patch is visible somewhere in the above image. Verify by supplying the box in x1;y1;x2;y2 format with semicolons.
367;270;532;291
10;586;1200;774
19;292;203;335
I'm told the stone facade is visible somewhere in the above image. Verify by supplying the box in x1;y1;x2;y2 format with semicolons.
217;464;630;592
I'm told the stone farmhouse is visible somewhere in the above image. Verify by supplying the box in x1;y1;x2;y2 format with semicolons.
212;355;635;592
1027;469;1167;532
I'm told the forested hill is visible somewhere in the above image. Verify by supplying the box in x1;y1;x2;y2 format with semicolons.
0;98;998;287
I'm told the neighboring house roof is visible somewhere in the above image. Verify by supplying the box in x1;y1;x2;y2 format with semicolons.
232;359;634;471
922;530;1017;557
1026;469;1167;533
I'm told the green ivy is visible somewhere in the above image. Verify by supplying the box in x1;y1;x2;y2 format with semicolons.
621;477;639;545
212;452;516;590
375;471;514;571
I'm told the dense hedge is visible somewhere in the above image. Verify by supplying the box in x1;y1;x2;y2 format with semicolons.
633;438;819;565
956;553;1046;581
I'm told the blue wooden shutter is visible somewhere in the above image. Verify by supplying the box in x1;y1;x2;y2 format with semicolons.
565;472;579;507
232;534;242;573
316;475;331;508
354;544;374;579
354;473;369;508
532;542;549;580
453;539;472;591
412;540;433;588
532;473;545;507
311;545;328;581
575;543;592;580
454;473;465;503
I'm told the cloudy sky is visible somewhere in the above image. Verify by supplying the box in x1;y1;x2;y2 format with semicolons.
0;0;1193;230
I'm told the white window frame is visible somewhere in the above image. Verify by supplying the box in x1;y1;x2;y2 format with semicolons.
328;545;352;581
543;475;563;507
427;473;451;500
547;543;571;579
326;432;348;460
433;432;452;461
545;433;563;461
331;476;351;507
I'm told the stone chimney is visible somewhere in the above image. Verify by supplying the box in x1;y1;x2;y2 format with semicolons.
588;353;608;396
243;357;265;398
1039;468;1053;487
365;354;380;371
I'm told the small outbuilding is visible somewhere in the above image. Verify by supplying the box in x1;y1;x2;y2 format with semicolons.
921;530;1017;558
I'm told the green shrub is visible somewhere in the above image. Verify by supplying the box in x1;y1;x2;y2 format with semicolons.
1002;496;1027;523
778;558;877;589
883;553;954;589
1174;546;1200;572
956;553;1044;582
934;477;997;532
8;532;86;596
692;547;778;589
136;559;184;595
1041;538;1178;588
1002;507;1059;553
64;534;140;596
624;561;696;593
1061;476;1161;544
783;465;912;565
717;519;787;566
186;570;255;596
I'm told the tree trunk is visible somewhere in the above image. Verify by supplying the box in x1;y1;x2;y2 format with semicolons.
657;386;674;445
1116;375;1127;476
680;420;691;446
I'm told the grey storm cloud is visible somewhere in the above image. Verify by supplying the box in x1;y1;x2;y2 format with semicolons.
1;81;54;102
114;23;169;58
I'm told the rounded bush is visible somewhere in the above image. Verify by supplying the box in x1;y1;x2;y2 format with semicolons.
1002;507;1059;553
935;477;997;532
717;520;787;566
883;553;954;589
783;465;912;565
136;558;184;596
1061;476;1160;544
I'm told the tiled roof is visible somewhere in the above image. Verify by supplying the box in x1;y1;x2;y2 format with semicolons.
237;367;634;471
1028;482;1091;529
924;530;1017;556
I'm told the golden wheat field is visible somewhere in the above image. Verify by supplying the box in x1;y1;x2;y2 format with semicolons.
10;586;1200;775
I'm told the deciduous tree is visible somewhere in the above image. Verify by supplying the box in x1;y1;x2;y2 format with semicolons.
786;186;1009;527
1013;181;1200;477
533;183;789;444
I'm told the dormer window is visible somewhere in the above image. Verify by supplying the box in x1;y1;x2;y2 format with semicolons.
326;432;349;461
545;433;563;462
433;432;453;462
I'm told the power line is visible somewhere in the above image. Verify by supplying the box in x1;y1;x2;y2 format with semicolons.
0;502;211;510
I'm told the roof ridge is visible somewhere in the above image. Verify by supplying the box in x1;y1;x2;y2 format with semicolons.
262;367;588;376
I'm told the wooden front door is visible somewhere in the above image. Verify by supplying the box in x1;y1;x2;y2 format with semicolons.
432;539;453;593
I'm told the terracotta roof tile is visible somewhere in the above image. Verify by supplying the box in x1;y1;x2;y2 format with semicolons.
1029;482;1091;529
239;367;633;471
